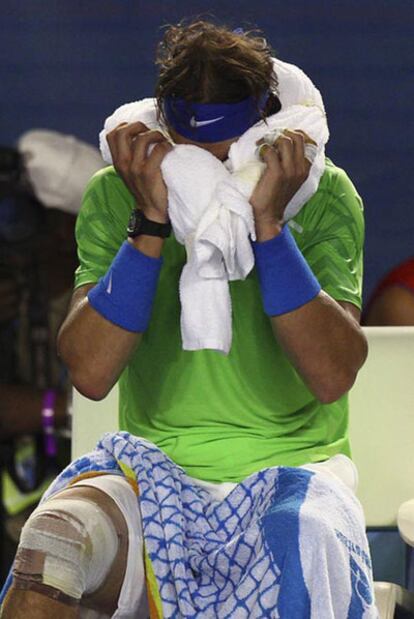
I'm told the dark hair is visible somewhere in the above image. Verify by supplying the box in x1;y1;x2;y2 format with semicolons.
155;20;281;123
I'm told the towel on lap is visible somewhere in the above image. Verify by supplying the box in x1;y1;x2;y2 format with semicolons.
26;432;377;619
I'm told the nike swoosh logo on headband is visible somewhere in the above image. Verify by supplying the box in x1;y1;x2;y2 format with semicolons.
106;273;113;295
190;115;225;128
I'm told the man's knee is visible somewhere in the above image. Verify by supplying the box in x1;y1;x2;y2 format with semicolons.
10;483;128;612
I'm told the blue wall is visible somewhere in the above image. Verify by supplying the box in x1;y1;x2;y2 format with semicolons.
1;1;413;302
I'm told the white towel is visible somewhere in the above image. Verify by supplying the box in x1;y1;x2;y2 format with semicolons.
99;58;329;353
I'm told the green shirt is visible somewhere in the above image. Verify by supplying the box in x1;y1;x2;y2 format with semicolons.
75;159;364;483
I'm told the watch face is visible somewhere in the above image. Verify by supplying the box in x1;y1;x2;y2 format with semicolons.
127;208;171;238
127;209;143;237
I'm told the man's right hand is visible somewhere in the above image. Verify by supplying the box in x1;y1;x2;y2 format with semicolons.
106;122;173;223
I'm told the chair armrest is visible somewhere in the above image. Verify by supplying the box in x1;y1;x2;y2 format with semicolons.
397;499;414;547
374;582;397;619
374;582;414;619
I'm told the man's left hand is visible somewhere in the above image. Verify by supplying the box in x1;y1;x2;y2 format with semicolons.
250;129;315;240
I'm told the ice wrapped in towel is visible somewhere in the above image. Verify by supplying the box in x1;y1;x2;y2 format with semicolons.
99;58;329;354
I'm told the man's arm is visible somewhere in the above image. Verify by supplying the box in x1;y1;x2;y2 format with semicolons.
58;124;172;400
58;235;165;400
251;131;367;403
269;294;367;404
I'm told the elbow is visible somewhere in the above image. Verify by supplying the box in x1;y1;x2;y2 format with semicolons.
313;358;366;404
70;372;113;402
78;387;111;402
314;370;358;404
57;330;114;402
314;332;368;404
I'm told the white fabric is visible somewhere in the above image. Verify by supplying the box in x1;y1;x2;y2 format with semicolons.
73;459;356;618
192;454;358;503
99;58;329;353
18;130;105;214
299;469;375;618
302;453;359;494
72;474;148;619
99;98;162;160
397;499;414;547
271;57;325;111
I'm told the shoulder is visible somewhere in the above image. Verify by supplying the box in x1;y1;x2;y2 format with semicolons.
83;165;131;205
76;166;134;255
324;158;362;194
296;159;364;237
78;166;134;230
315;159;363;215
292;160;365;308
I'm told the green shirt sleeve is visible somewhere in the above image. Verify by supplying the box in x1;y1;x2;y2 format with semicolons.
74;167;134;289
294;161;365;310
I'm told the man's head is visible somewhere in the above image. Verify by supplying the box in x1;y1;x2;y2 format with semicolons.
155;20;281;158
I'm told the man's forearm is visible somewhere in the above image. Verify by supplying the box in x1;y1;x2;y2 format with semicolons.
270;291;367;403
58;235;165;401
58;286;142;400
253;220;367;404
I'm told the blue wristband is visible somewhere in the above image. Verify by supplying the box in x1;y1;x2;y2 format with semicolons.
88;241;162;332
252;225;321;316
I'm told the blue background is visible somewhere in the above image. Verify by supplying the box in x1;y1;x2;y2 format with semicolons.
1;0;413;303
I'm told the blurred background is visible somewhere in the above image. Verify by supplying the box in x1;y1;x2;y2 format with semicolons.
1;0;413;302
0;0;413;588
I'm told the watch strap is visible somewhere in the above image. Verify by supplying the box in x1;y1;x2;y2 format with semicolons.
127;208;171;238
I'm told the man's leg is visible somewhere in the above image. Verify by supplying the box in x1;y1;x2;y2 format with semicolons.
1;588;79;619
262;467;375;618
1;482;129;619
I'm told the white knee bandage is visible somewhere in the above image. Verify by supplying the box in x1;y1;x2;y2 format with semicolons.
15;496;119;600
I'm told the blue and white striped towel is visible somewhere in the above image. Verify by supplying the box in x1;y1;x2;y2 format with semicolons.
1;432;378;618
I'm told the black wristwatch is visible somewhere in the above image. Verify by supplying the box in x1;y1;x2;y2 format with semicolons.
127;208;172;239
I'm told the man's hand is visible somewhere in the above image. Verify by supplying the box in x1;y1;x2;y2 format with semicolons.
106;122;173;223
250;129;315;240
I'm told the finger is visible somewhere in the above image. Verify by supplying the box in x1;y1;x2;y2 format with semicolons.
274;134;295;175
108;122;150;169
292;129;317;146
110;120;150;139
130;131;171;171
283;130;313;179
283;129;306;169
144;141;173;175
257;142;270;159
106;123;127;161
116;122;150;169
258;144;283;174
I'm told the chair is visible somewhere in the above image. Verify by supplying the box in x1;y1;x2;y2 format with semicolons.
72;327;414;618
348;327;414;617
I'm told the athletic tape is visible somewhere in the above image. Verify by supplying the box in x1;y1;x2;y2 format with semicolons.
14;497;119;600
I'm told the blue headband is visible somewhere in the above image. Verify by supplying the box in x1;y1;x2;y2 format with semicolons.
163;92;269;143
